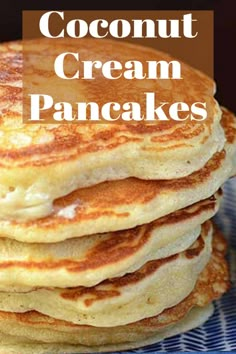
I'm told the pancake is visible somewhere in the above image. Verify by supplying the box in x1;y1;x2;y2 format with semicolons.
0;306;214;354
0;193;220;289
0;225;228;352
221;106;236;176
0;108;234;243
0;38;224;221
0;222;212;326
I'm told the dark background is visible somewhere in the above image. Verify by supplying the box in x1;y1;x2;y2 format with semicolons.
0;0;235;112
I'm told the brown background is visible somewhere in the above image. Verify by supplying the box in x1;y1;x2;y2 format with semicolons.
23;11;213;77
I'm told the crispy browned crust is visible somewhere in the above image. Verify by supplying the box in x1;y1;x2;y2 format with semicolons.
0;224;228;332
0;194;219;274
58;221;210;306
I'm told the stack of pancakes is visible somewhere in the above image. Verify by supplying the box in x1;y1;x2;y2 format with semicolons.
0;39;235;353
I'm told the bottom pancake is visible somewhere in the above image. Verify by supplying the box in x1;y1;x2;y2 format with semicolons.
0;305;214;354
0;226;229;354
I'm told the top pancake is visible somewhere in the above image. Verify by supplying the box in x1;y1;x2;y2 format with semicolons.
0;38;224;221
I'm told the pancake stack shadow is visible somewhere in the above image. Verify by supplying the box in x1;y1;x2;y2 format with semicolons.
0;38;235;353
